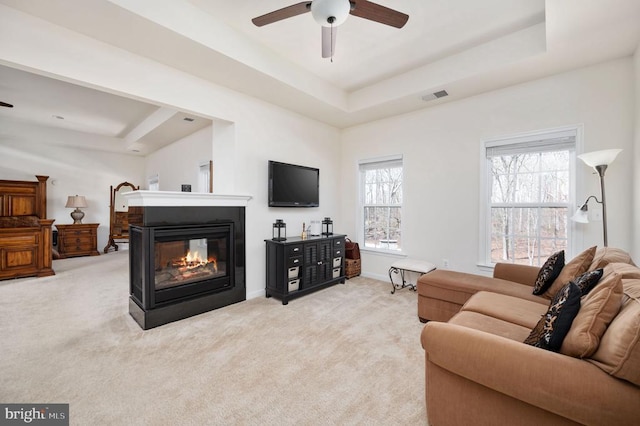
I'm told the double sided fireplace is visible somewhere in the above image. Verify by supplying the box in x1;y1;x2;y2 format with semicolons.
126;198;247;330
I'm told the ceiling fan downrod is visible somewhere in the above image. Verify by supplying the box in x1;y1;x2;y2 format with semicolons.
330;21;334;62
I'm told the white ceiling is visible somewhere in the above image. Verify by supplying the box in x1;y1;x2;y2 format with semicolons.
191;0;546;91
0;0;639;155
0;64;211;155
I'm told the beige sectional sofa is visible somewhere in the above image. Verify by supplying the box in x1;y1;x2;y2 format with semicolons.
418;247;640;425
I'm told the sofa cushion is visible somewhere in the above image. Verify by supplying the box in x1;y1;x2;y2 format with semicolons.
606;262;640;280
543;246;596;299
532;250;565;295
493;263;540;286
417;270;547;306
588;277;640;386
560;271;623;358
461;292;548;329
590;247;636;270
449;311;532;342
525;282;581;351
574;268;604;296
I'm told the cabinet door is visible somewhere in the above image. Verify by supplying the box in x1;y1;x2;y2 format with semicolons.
303;243;318;286
318;241;332;282
303;241;334;286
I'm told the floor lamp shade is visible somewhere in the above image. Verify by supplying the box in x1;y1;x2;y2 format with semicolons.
66;195;88;224
573;149;622;247
577;149;622;168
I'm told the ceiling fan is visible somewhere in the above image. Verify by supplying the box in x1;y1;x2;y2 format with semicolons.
0;101;13;108
252;0;409;59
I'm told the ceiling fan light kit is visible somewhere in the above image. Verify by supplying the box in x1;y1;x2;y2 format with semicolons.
252;0;408;60
311;0;351;26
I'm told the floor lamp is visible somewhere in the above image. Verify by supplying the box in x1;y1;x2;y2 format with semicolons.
571;149;622;247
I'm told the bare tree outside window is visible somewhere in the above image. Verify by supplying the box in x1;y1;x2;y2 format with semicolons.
489;150;570;266
361;162;402;251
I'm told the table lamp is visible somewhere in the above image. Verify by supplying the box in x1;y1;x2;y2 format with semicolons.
66;195;88;224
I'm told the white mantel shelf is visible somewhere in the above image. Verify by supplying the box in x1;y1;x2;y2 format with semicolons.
123;190;252;207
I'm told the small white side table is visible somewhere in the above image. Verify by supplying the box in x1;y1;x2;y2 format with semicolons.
388;259;436;294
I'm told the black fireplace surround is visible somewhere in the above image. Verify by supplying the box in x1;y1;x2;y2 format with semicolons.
129;206;246;329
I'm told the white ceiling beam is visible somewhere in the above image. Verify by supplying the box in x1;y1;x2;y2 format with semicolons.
123;106;178;148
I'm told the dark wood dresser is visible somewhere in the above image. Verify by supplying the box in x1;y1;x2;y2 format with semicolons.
265;234;346;305
55;223;100;258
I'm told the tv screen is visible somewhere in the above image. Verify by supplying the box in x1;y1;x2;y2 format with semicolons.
269;161;319;207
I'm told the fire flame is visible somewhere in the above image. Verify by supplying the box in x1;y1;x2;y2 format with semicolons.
178;250;217;272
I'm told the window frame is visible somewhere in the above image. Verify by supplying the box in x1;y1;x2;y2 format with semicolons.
478;125;583;269
357;154;404;255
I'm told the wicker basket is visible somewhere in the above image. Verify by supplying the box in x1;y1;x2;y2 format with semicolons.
345;258;361;279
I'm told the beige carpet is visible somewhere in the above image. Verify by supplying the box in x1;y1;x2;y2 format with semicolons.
0;251;427;425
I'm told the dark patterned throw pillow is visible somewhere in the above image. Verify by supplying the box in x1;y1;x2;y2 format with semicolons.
524;282;581;351
523;315;545;346
532;250;565;295
573;268;604;296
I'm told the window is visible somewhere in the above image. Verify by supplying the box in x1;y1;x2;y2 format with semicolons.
359;155;403;252
481;128;579;266
199;161;212;193
148;174;159;191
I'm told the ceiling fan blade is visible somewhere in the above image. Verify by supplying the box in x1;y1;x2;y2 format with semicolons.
321;26;338;58
350;0;409;28
252;2;311;27
0;101;13;108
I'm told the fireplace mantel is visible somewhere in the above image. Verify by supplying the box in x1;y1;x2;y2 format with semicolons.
123;190;252;207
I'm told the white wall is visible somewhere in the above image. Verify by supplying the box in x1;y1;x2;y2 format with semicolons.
145;125;213;192
0;137;145;250
340;58;636;280
221;97;342;299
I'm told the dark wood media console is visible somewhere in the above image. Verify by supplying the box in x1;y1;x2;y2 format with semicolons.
265;234;346;304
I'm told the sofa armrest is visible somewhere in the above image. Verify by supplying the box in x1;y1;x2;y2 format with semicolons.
421;322;640;424
493;263;539;286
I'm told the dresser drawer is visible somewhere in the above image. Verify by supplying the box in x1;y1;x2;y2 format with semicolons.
66;228;94;237
61;235;94;246
287;244;303;257
288;255;303;268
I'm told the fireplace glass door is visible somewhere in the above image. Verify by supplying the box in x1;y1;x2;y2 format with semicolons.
153;224;233;305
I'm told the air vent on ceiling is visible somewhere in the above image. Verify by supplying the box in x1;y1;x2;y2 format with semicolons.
421;90;449;102
183;117;195;122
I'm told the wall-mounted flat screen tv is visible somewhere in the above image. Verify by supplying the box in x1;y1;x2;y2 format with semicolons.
269;160;319;207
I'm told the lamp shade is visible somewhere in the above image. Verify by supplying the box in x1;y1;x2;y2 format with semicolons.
570;206;589;223
311;0;350;26
578;149;622;168
65;195;88;209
